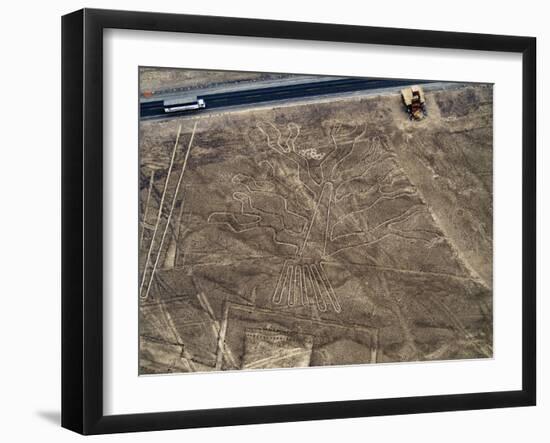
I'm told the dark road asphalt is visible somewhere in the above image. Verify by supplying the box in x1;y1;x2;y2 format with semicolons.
140;77;432;119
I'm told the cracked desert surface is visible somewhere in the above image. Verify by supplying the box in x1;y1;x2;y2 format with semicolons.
138;80;493;374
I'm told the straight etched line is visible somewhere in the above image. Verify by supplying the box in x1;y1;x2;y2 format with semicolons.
143;122;198;299
140;124;182;296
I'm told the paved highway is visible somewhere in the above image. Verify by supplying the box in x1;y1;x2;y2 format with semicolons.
140;77;433;119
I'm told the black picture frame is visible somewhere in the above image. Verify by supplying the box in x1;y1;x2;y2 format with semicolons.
61;8;537;435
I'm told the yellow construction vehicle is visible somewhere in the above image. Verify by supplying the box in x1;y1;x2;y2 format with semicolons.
401;85;427;120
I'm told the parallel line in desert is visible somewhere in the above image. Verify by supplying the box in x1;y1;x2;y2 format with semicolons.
143;122;198;300
139;124;182;297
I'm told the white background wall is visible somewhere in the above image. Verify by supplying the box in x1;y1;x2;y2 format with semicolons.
0;0;546;441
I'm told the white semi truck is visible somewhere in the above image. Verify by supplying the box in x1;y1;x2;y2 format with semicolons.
164;98;206;113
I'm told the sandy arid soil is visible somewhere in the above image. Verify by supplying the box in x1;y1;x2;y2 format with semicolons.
140;67;300;96
138;81;493;374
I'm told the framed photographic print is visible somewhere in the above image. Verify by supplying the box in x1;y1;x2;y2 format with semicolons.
61;8;536;435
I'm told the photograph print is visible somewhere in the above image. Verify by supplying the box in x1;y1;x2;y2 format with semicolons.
138;68;493;375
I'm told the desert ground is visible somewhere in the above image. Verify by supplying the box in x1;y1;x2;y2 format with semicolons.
138;76;493;374
140;67;299;97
